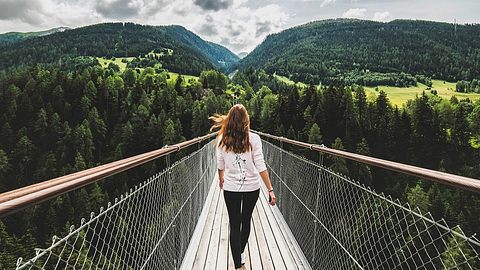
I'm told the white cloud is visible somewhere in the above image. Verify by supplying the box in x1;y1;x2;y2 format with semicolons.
373;11;390;22
342;8;367;19
320;0;337;8
0;0;289;53
197;3;288;53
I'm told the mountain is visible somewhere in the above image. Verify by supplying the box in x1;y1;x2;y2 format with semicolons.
163;25;239;68
0;23;239;75
0;27;69;45
237;19;480;83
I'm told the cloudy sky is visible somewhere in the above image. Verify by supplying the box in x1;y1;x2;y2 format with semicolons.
0;0;479;54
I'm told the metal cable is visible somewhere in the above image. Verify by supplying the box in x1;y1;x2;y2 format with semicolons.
262;139;480;269
15;141;216;270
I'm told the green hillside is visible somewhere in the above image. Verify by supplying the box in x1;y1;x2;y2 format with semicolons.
237;19;480;84
0;23;239;75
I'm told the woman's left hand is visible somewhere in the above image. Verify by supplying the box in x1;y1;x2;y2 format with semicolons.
269;191;276;206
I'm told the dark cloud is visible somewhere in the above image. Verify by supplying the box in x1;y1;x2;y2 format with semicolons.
198;23;218;36
0;0;45;25
220;37;246;53
194;0;233;11
255;20;272;37
144;0;169;16
225;19;245;37
173;6;188;16
95;0;142;19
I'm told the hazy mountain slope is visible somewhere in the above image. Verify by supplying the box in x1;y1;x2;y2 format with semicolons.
163;25;239;68
0;27;70;46
238;19;480;82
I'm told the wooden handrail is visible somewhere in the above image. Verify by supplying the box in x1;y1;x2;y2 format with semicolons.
0;133;217;217
3;129;478;217
253;130;480;194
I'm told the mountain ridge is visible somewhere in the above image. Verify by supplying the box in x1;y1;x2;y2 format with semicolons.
237;18;480;83
0;22;239;74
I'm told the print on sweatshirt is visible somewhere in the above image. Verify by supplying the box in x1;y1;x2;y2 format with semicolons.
234;154;247;191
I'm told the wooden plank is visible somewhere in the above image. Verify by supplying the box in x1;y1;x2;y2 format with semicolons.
244;243;252;269
217;194;230;269
252;206;275;270
185;180;312;270
270;205;312;270
256;194;287;270
181;178;218;270
248;219;263;270
258;188;298;269
269;199;312;269
260;184;312;270
202;187;224;269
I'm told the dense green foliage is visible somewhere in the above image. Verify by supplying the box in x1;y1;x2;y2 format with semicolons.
0;23;239;74
1;62;479;267
1;18;480;268
237;19;480;84
457;79;480;93
0;65;232;268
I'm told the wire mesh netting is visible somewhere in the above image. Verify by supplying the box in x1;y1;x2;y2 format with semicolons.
15;141;216;270
262;139;480;270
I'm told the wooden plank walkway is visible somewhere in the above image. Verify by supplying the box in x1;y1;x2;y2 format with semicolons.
181;177;311;270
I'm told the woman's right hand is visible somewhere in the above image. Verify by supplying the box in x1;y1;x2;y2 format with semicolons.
219;177;224;189
269;191;276;206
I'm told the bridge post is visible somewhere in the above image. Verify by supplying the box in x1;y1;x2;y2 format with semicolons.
279;141;284;214
166;153;177;268
312;152;324;265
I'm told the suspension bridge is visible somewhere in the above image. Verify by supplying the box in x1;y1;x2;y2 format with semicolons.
1;131;479;269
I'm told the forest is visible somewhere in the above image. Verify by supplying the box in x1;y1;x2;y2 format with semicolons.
0;23;239;75
238;19;480;85
1;62;479;267
0;18;479;268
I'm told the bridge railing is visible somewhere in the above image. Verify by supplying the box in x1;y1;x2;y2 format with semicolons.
258;132;480;269
3;135;216;269
5;130;480;269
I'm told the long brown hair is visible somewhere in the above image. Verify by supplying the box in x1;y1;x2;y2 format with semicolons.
209;104;250;153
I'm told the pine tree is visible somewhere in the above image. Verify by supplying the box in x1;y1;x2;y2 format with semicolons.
260;93;278;133
406;184;431;213
308;123;322;145
354;85;368;134
451;102;471;153
0;84;20;123
353;138;372;185
11;135;36;188
163;118;177;146
330;137;349;176
0;221;18;270
84;80;97;101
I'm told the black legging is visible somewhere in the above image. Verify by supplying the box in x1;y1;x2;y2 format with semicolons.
223;189;259;268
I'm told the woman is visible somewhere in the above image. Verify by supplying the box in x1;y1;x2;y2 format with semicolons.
210;104;276;269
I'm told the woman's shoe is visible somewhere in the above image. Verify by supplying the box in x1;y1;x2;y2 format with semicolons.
241;253;245;265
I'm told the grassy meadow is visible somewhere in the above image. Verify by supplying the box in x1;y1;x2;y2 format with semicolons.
274;74;308;88
97;56;135;70
167;72;199;86
364;80;480;107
